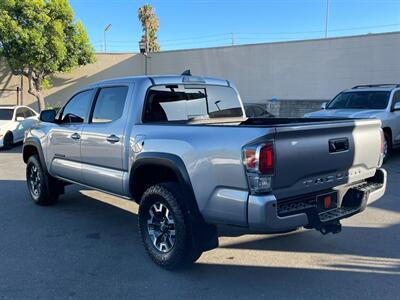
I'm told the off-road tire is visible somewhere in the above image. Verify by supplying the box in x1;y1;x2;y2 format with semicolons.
138;183;204;269
26;155;62;205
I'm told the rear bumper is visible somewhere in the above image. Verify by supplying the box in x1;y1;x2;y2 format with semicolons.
248;168;387;231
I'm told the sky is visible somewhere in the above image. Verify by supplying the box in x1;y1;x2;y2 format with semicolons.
69;0;400;53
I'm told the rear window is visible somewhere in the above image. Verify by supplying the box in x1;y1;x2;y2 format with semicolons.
143;85;243;122
0;109;13;120
92;86;128;123
327;91;390;110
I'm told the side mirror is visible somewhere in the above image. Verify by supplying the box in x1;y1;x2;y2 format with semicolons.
321;102;327;109
39;109;57;123
393;102;400;111
16;116;25;121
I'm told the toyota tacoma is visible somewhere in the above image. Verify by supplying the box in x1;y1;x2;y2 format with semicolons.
23;73;387;269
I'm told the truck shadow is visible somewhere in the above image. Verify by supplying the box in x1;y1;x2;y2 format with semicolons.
1;179;399;298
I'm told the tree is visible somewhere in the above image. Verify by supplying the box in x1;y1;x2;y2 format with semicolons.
0;0;95;111
138;4;160;52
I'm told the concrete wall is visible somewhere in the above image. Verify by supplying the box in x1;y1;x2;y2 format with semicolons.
149;32;400;103
0;53;144;110
1;31;400;116
262;99;325;118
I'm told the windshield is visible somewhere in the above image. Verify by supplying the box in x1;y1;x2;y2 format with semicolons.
327;91;390;110
0;109;13;120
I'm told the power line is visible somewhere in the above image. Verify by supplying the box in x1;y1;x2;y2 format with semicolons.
97;23;400;48
90;22;400;52
159;33;231;42
234;23;400;35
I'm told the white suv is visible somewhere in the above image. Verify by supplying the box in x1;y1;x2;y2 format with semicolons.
0;106;39;149
305;84;400;162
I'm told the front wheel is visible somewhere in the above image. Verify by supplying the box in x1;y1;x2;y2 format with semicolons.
138;183;203;269
26;155;60;205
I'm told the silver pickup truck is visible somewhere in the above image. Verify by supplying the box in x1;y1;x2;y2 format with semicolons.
23;74;387;269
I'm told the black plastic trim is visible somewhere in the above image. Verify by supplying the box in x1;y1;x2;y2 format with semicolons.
130;152;204;223
23;139;47;173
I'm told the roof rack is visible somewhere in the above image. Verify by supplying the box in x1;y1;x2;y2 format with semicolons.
352;84;400;89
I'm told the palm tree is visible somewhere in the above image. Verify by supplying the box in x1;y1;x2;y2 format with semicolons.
138;4;160;52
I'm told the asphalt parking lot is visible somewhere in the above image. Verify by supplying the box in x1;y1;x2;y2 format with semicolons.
0;145;399;300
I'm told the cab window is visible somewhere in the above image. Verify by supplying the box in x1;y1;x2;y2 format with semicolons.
60;90;93;123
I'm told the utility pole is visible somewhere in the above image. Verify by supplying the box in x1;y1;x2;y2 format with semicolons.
145;28;149;75
231;32;235;46
325;0;330;38
138;30;149;75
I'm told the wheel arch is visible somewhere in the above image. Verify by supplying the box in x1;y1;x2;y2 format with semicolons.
5;130;13;138
3;130;14;144
23;138;47;173
129;152;204;223
382;127;393;145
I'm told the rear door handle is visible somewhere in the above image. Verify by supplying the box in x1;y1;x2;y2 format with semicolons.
106;134;120;144
71;132;81;140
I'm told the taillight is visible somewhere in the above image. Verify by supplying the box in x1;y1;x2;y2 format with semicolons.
243;142;274;194
259;143;273;174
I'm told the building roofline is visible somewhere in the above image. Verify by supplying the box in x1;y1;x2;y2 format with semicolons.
141;31;400;55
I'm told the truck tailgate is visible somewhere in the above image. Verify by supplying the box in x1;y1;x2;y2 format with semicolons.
273;119;382;199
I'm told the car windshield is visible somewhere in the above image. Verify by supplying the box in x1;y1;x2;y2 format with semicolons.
327;91;390;110
0;109;13;120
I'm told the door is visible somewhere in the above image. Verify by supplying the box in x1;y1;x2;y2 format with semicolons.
80;86;130;195
47;89;94;182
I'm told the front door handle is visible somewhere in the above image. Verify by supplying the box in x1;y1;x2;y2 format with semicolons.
71;132;81;140
106;134;120;144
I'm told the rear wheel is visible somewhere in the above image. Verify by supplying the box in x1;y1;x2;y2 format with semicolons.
3;132;13;150
26;155;62;205
138;183;204;269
